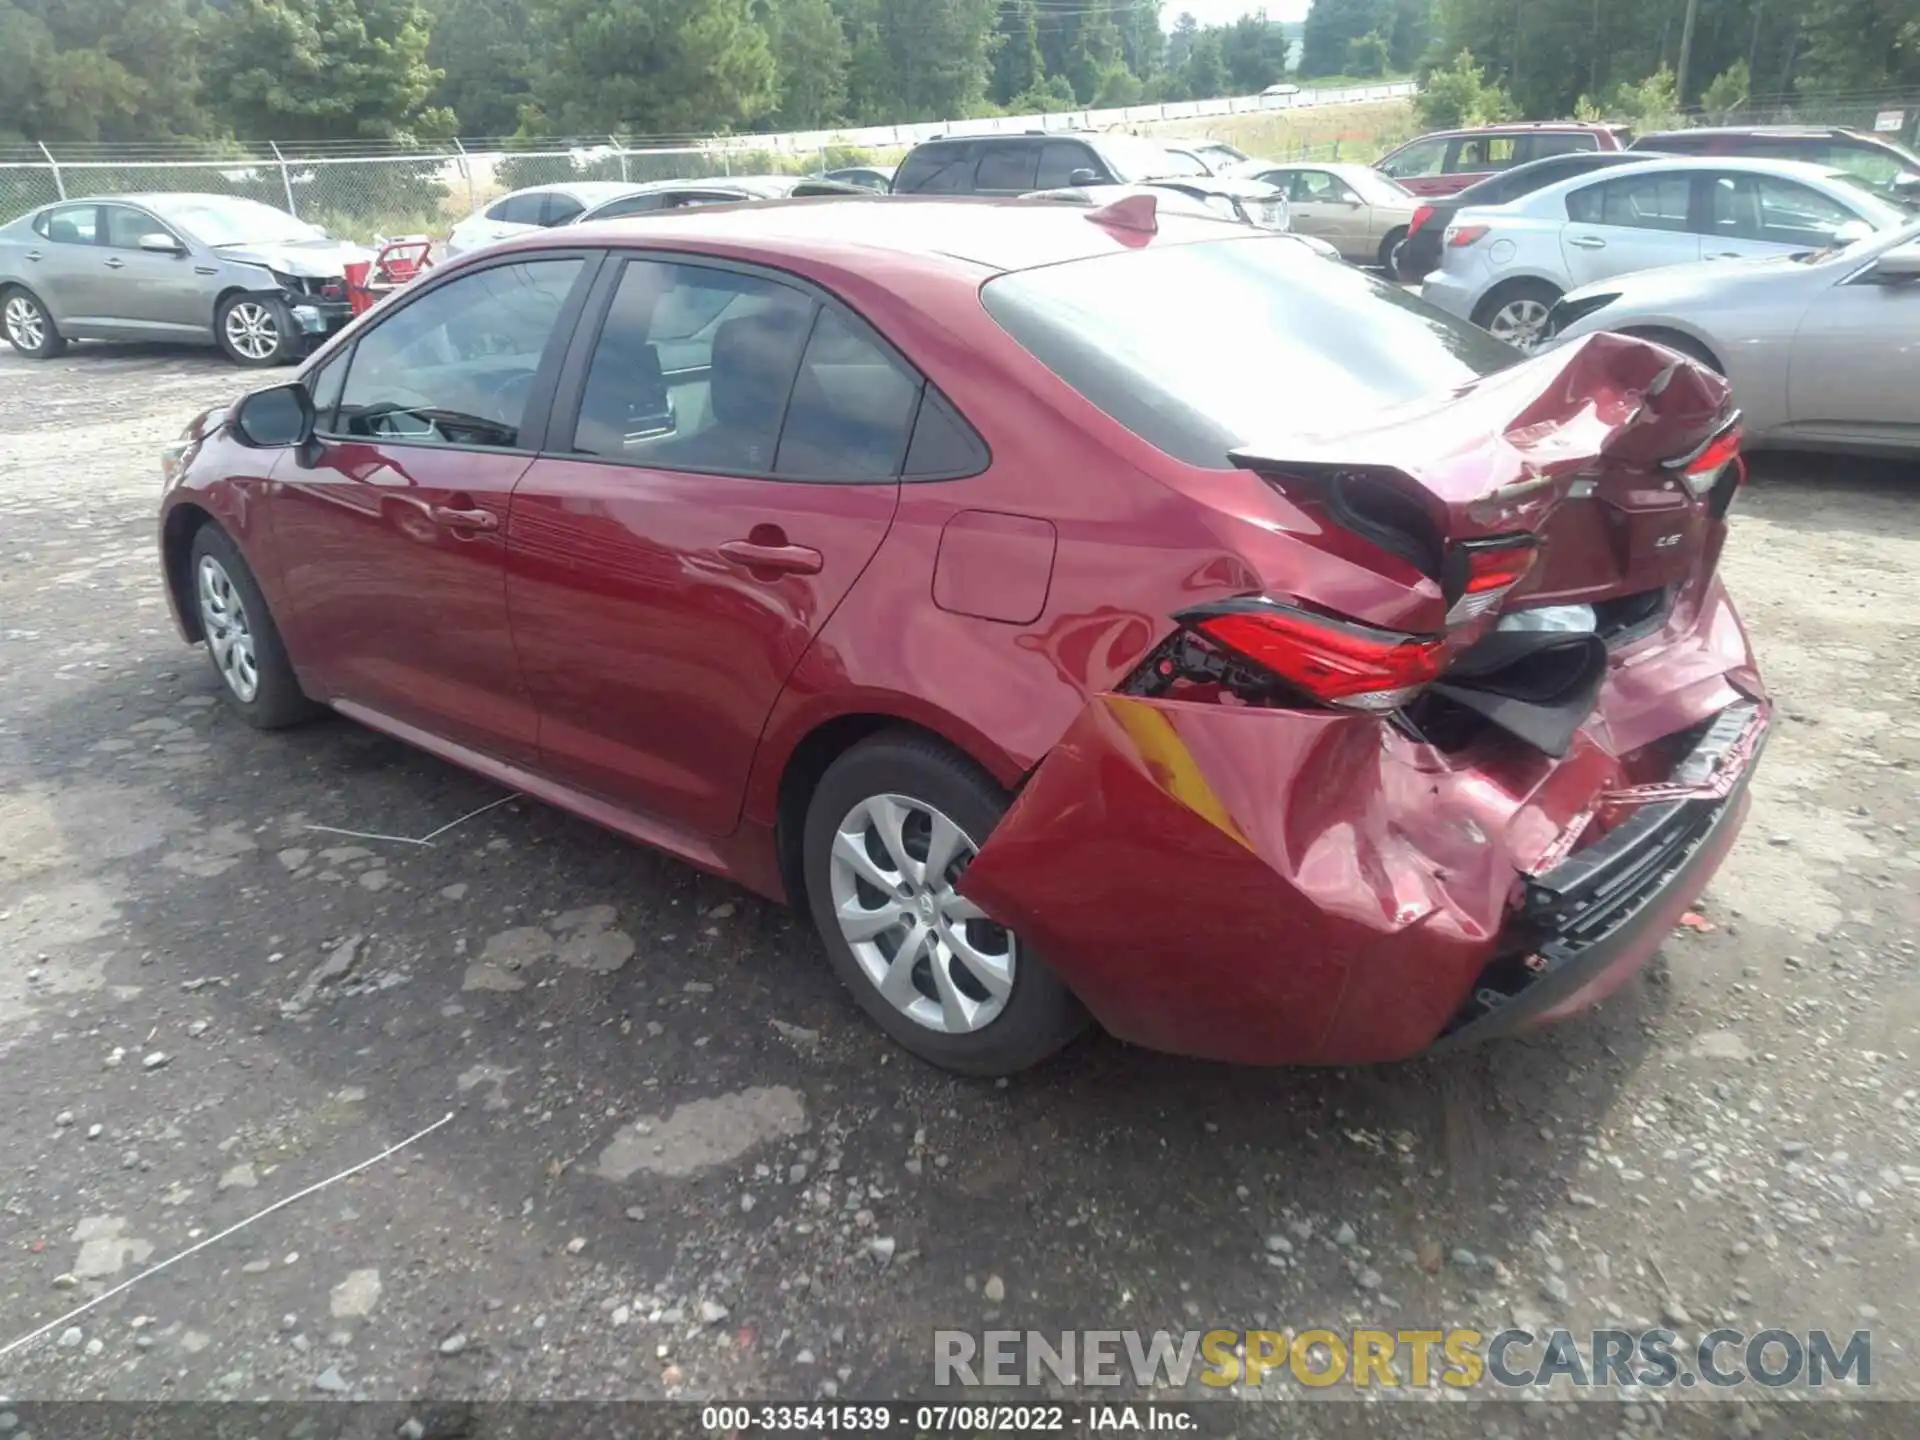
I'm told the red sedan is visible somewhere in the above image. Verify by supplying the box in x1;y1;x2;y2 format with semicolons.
157;195;1768;1075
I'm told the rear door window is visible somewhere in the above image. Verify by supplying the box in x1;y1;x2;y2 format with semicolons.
568;258;815;473
1037;141;1102;189
1523;133;1599;160
774;308;921;481
1447;135;1519;173
541;194;586;226
1291;170;1361;204
1566;172;1693;230
974;144;1041;192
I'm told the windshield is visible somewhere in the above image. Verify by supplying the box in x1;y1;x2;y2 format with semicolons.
983;235;1518;468
157;197;325;247
1101;135;1202;182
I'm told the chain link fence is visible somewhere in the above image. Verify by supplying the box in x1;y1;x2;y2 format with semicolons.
0;84;1424;239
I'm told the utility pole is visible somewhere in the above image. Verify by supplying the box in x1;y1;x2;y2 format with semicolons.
1676;0;1701;106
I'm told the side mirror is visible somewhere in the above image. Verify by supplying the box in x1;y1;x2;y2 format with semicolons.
1829;219;1874;248
1869;243;1920;282
1069;168;1101;187
139;232;185;255
231;381;315;448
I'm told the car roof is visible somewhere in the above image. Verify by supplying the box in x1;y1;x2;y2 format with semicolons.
1638;125;1883;141
554;194;1257;273
1396;122;1622;142
1529;154;1865;182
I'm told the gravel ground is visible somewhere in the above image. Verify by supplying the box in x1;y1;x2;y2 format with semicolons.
0;344;1916;1436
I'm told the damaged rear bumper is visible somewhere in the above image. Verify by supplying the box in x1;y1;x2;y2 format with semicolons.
958;582;1767;1067
1428;699;1765;1050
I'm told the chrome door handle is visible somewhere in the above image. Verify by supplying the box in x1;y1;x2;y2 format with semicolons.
719;539;823;575
430;505;499;532
1567;235;1606;249
104;257;125;269
24;250;42;262
1706;251;1742;259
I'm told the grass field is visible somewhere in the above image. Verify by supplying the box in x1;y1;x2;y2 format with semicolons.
1144;97;1417;164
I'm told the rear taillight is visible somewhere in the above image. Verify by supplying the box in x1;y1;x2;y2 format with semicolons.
1667;424;1742;497
1407;204;1436;236
1447;224;1489;247
1443;534;1540;626
1181;600;1446;713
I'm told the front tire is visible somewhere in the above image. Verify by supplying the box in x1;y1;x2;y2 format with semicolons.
188;525;319;728
3;287;66;359
802;732;1088;1076
216;293;297;367
1472;279;1562;347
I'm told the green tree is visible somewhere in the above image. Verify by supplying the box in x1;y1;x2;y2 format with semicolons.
1700;57;1749;119
526;0;775;134
426;0;532;137
204;0;451;141
0;0;206;143
992;0;1045;105
1300;0;1389;77
1226;14;1289;92
880;0;1000;119
1346;29;1389;77
1796;0;1920;93
1183;27;1229;97
1413;48;1513;129
770;0;848;127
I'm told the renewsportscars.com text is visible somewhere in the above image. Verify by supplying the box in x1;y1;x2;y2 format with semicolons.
934;1327;1872;1392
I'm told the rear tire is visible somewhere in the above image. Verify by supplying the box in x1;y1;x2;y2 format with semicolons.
1472;279;1562;347
2;287;66;359
216;293;298;367
802;731;1088;1076
1623;327;1724;374
187;524;320;729
1377;226;1408;273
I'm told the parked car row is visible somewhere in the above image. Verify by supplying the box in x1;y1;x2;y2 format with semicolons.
156;193;1772;1076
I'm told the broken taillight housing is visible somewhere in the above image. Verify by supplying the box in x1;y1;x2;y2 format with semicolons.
1179;599;1447;713
1667;423;1742;498
1442;534;1540;626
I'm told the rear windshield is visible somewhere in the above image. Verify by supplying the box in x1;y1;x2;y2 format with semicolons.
981;236;1519;468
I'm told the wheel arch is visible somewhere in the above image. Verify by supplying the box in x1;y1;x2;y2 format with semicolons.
1616;324;1726;375
162;502;218;642
1469;273;1564;327
767;706;1024;911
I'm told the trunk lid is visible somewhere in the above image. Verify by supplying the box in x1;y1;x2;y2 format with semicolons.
1228;331;1736;614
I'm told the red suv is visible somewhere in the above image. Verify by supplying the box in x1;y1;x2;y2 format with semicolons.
157;196;1767;1076
1377;123;1631;197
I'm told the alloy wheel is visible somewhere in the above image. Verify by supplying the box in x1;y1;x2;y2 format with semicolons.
4;295;46;351
827;793;1015;1035
223;301;280;361
196;555;259;702
1488;297;1551;347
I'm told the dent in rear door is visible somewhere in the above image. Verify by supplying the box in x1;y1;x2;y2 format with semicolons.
506;254;911;837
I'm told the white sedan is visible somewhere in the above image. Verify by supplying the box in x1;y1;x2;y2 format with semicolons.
444;182;641;258
1418;156;1907;344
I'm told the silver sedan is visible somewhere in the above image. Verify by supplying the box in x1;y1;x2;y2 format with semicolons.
1547;219;1920;455
0;193;370;366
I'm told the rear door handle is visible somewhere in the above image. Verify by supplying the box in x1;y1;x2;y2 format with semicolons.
1706;250;1743;259
1567;235;1606;249
430;505;499;532
719;539;823;575
24;249;42;262
104;257;125;269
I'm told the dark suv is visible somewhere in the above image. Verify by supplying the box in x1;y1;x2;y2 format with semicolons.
893;132;1208;196
1629;127;1920;202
